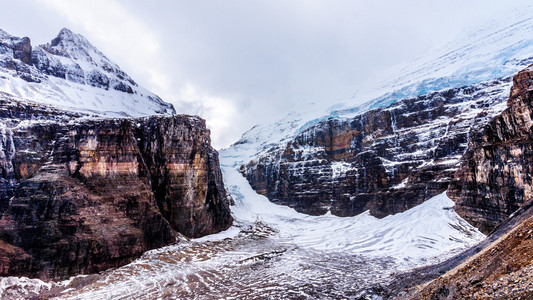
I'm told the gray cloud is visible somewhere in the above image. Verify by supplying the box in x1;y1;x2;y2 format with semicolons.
1;0;530;148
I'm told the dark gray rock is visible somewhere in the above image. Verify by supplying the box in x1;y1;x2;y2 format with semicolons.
243;79;511;218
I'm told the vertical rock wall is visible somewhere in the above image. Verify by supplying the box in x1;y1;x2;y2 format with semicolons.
134;115;232;237
0;102;232;279
450;64;533;234
243;79;511;218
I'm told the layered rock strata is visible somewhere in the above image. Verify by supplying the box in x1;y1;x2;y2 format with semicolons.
449;64;533;234
0;99;232;279
243;79;511;217
365;64;533;299
413;204;533;299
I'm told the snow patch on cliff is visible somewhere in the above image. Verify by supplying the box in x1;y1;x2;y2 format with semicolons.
330;161;351;178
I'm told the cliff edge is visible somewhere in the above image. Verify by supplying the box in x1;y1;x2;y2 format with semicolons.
0;98;232;280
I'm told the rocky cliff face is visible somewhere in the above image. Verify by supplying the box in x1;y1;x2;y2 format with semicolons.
0;98;232;279
242;79;511;217
449;64;533;234
412;203;533;299
134;115;232;237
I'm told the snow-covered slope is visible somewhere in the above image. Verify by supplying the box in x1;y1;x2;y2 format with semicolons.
0;155;485;299
220;158;485;264
227;4;533;163
337;7;533;115
0;28;174;117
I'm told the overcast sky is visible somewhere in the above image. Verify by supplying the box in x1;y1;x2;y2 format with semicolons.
0;0;530;148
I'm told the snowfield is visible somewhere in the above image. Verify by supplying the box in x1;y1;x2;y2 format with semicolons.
0;151;485;299
219;152;485;266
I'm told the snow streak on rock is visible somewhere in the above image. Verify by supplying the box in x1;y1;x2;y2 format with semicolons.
241;79;513;217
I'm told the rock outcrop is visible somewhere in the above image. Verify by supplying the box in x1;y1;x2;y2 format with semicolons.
242;79;511;217
0;98;232;279
449;64;533;234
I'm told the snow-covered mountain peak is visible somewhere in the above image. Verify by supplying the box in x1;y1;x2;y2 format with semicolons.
36;28;138;91
52;27;86;45
0;28;174;117
48;28;101;59
227;5;533;162
47;28;116;69
0;30;29;52
0;29;12;40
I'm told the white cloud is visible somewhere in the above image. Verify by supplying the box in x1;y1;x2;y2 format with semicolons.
173;84;238;149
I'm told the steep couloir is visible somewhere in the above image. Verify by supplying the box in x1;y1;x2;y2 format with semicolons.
0;98;232;279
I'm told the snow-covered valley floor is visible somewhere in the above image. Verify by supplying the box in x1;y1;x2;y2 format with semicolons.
1;151;485;299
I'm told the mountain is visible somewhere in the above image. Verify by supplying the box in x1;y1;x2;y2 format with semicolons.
0;29;232;280
241;80;510;218
2;5;533;299
0;28;174;117
210;5;533;298
226;5;533;222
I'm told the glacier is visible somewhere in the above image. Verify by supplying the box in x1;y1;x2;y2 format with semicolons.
231;4;533;163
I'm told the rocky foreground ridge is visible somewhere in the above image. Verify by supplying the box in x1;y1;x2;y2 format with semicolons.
413;203;533;299
0;96;232;280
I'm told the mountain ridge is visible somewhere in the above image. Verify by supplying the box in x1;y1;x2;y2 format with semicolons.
227;5;533;164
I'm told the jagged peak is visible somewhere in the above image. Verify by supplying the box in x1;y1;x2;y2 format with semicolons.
51;27;92;48
58;27;74;36
43;27;116;68
0;28;12;39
